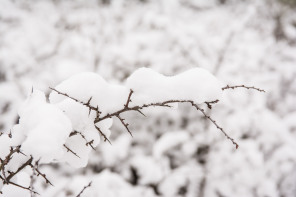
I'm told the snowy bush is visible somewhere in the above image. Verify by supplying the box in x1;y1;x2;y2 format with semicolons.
1;0;296;196
0;67;263;195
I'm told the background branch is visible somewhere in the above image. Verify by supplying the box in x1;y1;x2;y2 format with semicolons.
222;85;265;92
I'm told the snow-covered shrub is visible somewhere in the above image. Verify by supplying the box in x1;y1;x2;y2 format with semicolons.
0;67;263;195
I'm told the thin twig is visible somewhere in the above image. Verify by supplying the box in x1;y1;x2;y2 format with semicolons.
94;125;111;145
116;115;133;137
0;146;22;183
69;131;95;150
189;102;239;149
50;88;101;113
6;157;33;182
124;89;133;109
205;100;219;109
76;181;92;197
30;161;53;186
222;85;265;92
63;144;80;158
6;181;40;195
30;163;37;197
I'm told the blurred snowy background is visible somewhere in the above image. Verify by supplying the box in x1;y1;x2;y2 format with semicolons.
1;0;296;196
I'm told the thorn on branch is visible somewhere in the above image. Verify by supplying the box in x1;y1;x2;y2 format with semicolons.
69;131;79;137
136;109;146;117
222;85;265;92
205;100;219;109
86;140;95;150
8;130;12;138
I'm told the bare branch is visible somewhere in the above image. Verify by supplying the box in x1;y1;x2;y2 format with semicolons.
95;99;238;149
222;85;265;92
76;181;92;197
51;88;240;148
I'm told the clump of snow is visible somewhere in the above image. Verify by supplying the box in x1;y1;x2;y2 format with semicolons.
49;72;130;116
126;67;223;105
17;90;72;164
47;72;132;167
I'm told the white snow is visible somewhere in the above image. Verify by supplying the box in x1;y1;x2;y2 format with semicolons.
17;90;72;164
1;0;296;196
49;72;130;116
126;67;223;105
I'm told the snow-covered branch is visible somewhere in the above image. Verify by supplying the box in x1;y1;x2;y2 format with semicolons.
0;67;264;194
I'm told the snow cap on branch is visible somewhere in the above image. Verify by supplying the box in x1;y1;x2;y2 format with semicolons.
126;67;223;105
49;72;130;116
17;90;72;164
